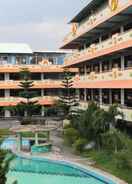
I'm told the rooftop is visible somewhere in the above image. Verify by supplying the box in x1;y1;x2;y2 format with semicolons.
70;0;105;23
0;43;33;54
34;50;72;54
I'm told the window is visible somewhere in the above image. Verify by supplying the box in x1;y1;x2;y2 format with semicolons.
0;56;8;65
93;89;99;102
112;89;121;104
124;89;132;108
102;89;109;104
16;55;27;65
124;55;132;68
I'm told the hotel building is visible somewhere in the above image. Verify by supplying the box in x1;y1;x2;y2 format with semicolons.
61;0;132;123
0;43;77;118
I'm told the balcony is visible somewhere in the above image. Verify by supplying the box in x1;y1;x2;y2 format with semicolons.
65;28;132;66
0;96;58;106
62;0;132;49
0;65;78;73
0;80;62;89
80;68;132;82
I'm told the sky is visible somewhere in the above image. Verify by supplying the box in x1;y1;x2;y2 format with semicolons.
0;0;89;51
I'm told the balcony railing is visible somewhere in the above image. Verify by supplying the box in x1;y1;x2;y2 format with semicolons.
63;0;131;46
79;67;132;82
65;28;132;66
0;80;62;89
0;96;58;106
0;65;78;73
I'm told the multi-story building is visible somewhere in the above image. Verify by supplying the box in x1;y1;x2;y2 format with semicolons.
61;0;132;123
0;43;77;118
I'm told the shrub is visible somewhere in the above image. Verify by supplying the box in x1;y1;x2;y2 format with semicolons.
64;128;79;146
63;123;72;129
73;138;87;153
115;151;132;170
101;129;126;152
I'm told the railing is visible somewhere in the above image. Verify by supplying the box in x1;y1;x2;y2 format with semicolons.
65;28;132;65
0;96;59;106
79;67;132;82
0;80;62;89
63;0;131;46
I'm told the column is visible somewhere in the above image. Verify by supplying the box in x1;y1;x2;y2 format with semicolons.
17;133;22;152
99;62;102;73
99;89;102;106
47;131;50;142
120;26;124;34
84;64;87;77
35;132;39;145
41;89;44;97
5;88;11;117
109;89;112;104
41;106;45;117
41;73;44;80
84;89;87;102
99;36;102;44
4;73;10;81
121;89;124;106
121;56;125;70
91;89;94;101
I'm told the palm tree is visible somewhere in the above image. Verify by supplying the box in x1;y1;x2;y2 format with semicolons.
0;149;15;184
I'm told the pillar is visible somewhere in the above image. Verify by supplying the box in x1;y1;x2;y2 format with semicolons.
109;89;112;104
47;131;50;142
121;56;125;70
5;89;10;117
17;133;22;152
41;89;44;97
84;64;87;77
121;89;124;106
99;62;102;73
41;73;44;80
99;36;102;44
91;89;94;101
120;26;124;34
84;89;87;102
99;89;102;105
4;73;10;81
35;132;39;145
41;106;45;117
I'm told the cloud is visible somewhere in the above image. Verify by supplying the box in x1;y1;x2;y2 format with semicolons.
0;20;69;50
0;0;89;49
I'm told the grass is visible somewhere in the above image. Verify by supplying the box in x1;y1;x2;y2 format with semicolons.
0;128;47;139
83;150;132;184
0;129;11;138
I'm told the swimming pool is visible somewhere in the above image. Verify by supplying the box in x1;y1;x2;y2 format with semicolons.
1;138;30;150
2;138;116;184
6;156;116;184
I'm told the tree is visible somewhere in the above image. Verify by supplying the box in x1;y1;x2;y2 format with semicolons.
6;68;41;124
69;102;124;150
0;149;14;184
57;68;79;120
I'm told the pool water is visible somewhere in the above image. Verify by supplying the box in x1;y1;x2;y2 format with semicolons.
2;138;115;184
1;138;30;150
7;157;112;184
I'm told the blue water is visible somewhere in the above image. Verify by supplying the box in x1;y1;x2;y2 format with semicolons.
1;138;30;150
2;138;115;184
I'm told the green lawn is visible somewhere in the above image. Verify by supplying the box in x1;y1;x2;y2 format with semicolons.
83;151;132;184
0;128;47;139
0;129;11;138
